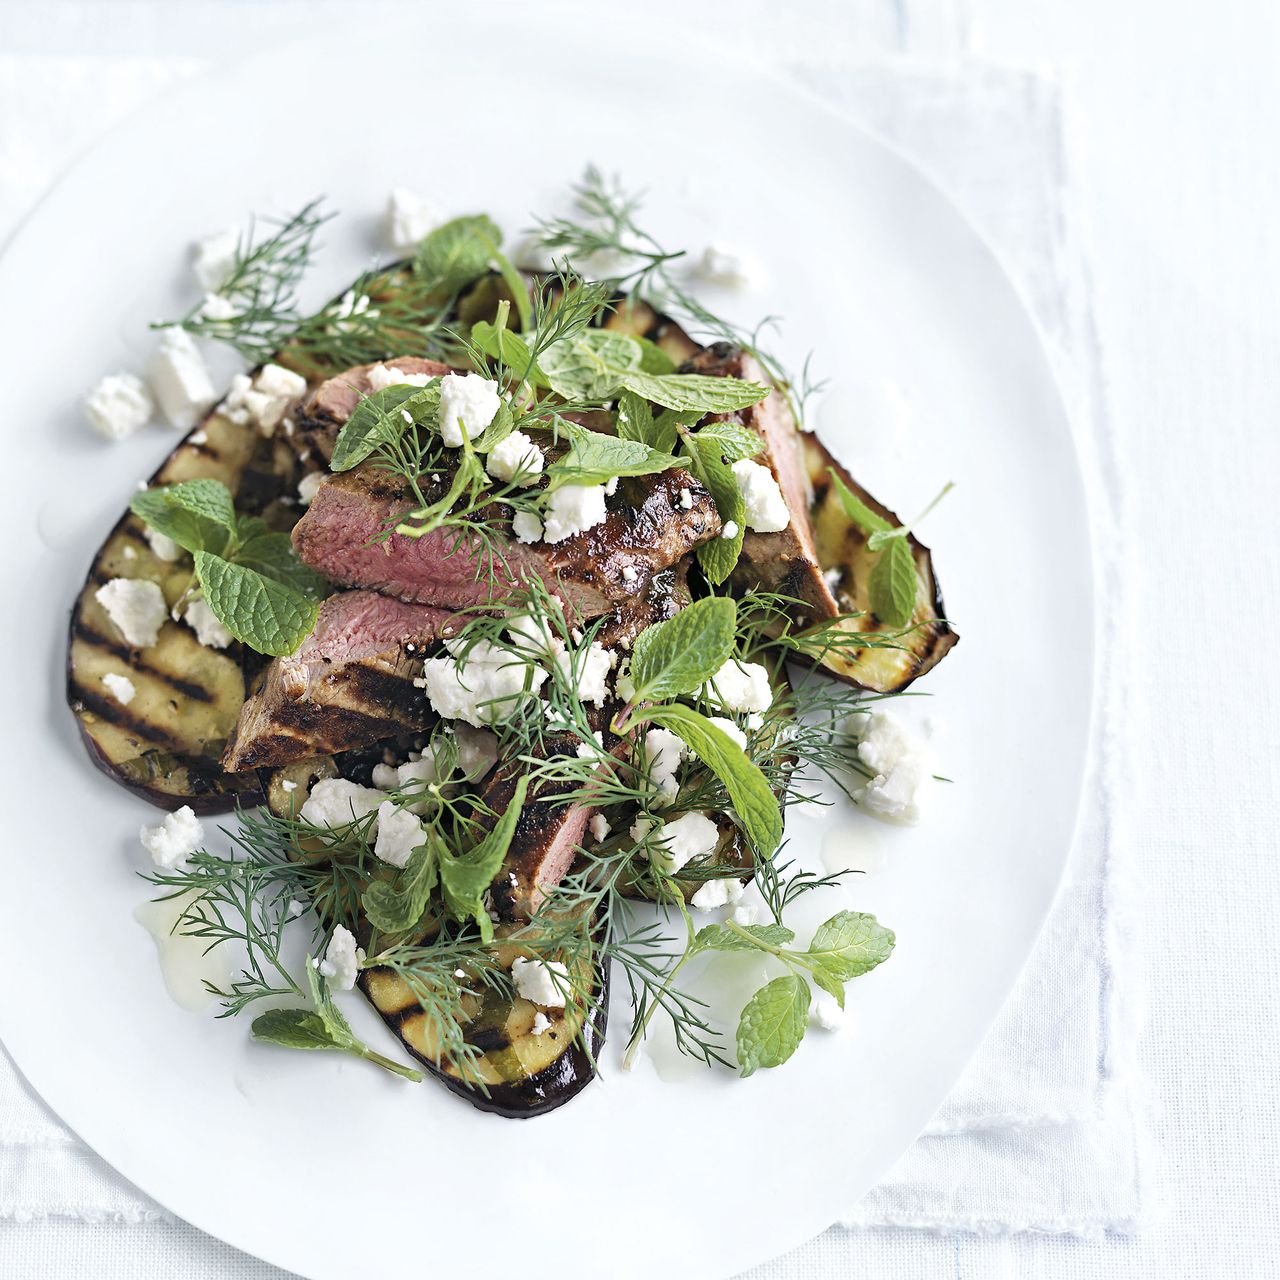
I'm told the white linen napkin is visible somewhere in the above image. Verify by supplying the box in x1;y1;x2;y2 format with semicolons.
0;52;1143;1273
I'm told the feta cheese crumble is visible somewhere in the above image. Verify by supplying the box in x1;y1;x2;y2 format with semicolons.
438;372;500;447
720;520;739;540
299;778;386;832
384;187;443;254
555;642;612;707
419;640;547;728
703;658;773;715
678;487;694;510
366;363;437;393
183;597;233;649
511;957;570;1008
148;328;216;429
101;672;136;706
853;709;932;824
650;811;720;873
809;994;849;1032
695;245;754;289
541;483;608;544
643;727;686;802
512;510;544;543
731;458;790;533
373;801;426;868
589;814;611;843
485;430;544;485
705;715;748;751
217;362;306;436
83;373;153;441
621;564;638;583
317;925;364;991
192;227;239;291
145;526;182;562
140;805;203;869
297;471;324;506
95;577;167;648
530;1011;552;1036
690;875;746;913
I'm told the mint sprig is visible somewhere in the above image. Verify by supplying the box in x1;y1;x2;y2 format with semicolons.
331;382;440;472
131;478;327;657
625;596;737;702
546;419;681;489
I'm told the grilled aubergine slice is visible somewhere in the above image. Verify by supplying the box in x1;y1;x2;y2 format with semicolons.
265;751;608;1118
67;405;310;813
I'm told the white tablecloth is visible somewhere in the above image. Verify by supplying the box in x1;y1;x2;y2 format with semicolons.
2;2;1277;1277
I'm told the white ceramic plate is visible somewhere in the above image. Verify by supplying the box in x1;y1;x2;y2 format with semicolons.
0;14;1092;1279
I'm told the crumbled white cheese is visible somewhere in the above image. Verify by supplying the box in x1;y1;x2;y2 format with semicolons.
144;526;182;562
650;811;719;873
333;290;372;321
192;227;239;291
256;362;307;403
809;993;849;1032
281;779;297;792
122;545;136;559
621;565;638;583
485;430;544;486
83;373;153;441
643;727;686;802
703;658;773;714
705;715;748;751
384;187;443;254
604;477;619;496
690;875;746;913
139;804;203;870
317;924;364;991
297;471;324;506
218;362;306;437
419;640;547;728
101;672;136;706
184;597;233;649
853;709;932;824
438;372;501;447
695;244;754;289
555;642;612;707
95;577;167;648
731;884;768;926
613;659;636;703
511;957;570;1008
506;612;563;658
147;328;216;430
720;520;740;540
189;429;208;445
512;510;544;543
541;483;608;544
455;725;499;779
589;814;611;843
367;363;437;393
198;292;237;322
530;1011;552;1036
731;459;790;533
575;731;604;760
373;800;426;868
299;778;386;832
678;487;693;510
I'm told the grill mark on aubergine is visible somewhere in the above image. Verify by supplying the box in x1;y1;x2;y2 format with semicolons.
75;687;191;752
72;619;217;702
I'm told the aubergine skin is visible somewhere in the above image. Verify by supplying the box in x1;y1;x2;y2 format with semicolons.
361;962;609;1119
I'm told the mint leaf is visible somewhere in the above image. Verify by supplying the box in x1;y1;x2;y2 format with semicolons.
235;527;329;598
681;434;746;586
615;389;656;446
868;535;918;627
251;1008;341;1052
634;336;676;374
331;383;438;472
619;370;768;414
471;321;548;389
415;214;504;294
694;923;795;953
540;330;642;400
640;703;782;855
805;911;895;983
130;478;236;555
627;596;737;701
361;836;439;934
693;421;763;463
736;974;810;1076
439;775;528;941
194;550;320;657
827;468;892;537
547;420;680;488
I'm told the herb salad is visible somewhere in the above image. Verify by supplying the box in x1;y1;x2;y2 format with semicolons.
68;170;957;1115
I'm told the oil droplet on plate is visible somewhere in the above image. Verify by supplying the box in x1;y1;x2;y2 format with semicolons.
134;890;231;1013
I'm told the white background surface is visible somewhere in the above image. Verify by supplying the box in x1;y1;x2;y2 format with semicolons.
0;2;1277;1278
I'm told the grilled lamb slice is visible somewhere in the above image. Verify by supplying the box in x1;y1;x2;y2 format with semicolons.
221;591;457;771
294;356;452;463
292;464;719;619
685;343;840;625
